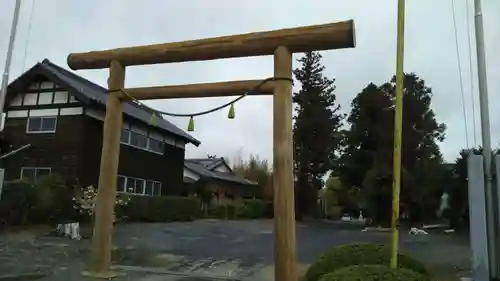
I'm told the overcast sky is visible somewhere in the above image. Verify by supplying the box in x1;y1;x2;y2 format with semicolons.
1;0;499;165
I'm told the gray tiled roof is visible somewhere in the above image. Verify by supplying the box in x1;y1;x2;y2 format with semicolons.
185;158;257;186
8;59;200;146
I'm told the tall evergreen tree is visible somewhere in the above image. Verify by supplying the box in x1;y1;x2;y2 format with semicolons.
293;51;344;218
339;73;447;223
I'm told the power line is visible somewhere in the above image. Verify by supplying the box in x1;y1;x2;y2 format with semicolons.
465;0;477;147
451;0;470;148
22;0;37;72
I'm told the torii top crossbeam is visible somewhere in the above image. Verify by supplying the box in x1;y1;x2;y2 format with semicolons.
67;20;355;70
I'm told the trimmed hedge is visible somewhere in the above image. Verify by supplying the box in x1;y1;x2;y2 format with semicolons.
0;180;37;226
208;203;237;219
32;174;79;223
0;177;83;227
120;195;201;222
319;265;430;281
305;243;429;281
238;199;272;219
207;199;273;219
0;177;269;226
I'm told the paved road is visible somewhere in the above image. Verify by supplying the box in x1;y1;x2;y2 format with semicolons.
111;220;471;280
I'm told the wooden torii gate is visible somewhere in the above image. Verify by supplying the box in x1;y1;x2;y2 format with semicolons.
67;19;355;281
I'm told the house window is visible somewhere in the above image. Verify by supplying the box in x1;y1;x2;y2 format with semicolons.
117;175;127;192
20;167;51;181
125;177;145;195
148;138;164;154
26;116;57;133
130;131;148;149
120;129;130;143
117;175;161;196
146;180;162;196
120;127;164;155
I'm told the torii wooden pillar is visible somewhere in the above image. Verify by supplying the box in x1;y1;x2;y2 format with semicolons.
67;20;355;281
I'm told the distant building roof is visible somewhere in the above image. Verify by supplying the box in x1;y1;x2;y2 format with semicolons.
184;157;257;186
7;59;201;146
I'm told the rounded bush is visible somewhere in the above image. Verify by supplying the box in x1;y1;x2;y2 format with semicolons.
319;265;430;281
305;243;429;281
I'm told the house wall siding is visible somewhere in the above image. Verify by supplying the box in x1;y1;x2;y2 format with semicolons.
2;114;85;182
2;77;86;183
79;116;186;195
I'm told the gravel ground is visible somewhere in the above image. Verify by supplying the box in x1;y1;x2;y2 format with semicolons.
0;220;471;281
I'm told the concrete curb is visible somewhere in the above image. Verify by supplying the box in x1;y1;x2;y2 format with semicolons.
112;265;243;281
363;227;392;232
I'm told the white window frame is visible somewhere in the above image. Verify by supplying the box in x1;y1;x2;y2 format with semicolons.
120;127;165;155
20;167;51;181
119;175;146;195
120;129;131;144
146;180;162;196
129;131;148;150
117;175;127;193
26;116;58;133
129;177;146;195
117;175;162;196
147;138;164;154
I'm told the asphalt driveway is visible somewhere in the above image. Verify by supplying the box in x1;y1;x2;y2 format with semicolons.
111;219;471;279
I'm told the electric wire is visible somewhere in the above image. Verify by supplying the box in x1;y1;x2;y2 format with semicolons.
451;0;470;148
465;0;478;147
22;0;36;72
108;76;292;118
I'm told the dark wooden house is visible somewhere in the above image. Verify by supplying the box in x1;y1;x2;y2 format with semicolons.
1;59;200;196
183;157;257;202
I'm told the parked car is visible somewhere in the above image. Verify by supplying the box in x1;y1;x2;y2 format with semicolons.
341;214;352;222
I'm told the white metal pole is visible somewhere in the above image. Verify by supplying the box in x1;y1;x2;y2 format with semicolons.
472;0;496;277
0;0;22;129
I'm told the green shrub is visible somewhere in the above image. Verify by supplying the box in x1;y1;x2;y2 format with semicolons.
121;195;201;222
305;243;429;281
319;265;430;281
32;174;78;223
207;200;272;219
208;203;238;219
0;180;37;227
237;199;271;219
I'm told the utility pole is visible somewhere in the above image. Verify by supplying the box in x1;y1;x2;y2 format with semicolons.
0;0;22;127
472;0;496;278
390;0;406;269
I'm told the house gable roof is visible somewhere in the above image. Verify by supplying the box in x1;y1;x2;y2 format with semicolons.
187;157;233;172
7;59;201;146
184;157;256;186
